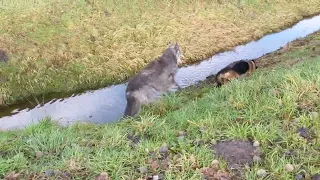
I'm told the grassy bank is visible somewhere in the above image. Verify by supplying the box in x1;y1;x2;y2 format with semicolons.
1;0;320;105
1;32;320;179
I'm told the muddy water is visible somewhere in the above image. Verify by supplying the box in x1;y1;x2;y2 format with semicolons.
1;15;320;130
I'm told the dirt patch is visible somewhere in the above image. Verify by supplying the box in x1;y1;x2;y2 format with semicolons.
201;166;231;180
312;174;320;180
297;127;316;141
297;100;318;114
127;134;141;145
95;172;110;180
0;49;9;63
4;172;20;180
211;140;262;170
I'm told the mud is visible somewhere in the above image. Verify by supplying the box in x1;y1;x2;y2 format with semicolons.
212;140;262;170
312;174;320;180
297;127;316;140
0;49;9;62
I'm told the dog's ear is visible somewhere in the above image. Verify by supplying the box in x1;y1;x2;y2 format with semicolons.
252;60;258;69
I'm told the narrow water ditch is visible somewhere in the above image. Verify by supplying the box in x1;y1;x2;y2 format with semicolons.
1;15;320;130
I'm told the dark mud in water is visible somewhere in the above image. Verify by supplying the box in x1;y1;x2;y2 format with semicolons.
1;15;320;130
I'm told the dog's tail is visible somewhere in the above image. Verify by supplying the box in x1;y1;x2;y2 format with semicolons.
124;92;141;118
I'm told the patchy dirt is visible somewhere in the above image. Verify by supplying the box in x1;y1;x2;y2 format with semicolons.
135;152;170;179
283;149;298;158
201;166;230;180
4;172;20;180
312;174;320;180
297;127;316;140
0;49;9;63
127;134;141;146
200;159;244;180
44;170;70;179
95;172;110;180
212;140;262;170
137;142;207;179
297;99;318;114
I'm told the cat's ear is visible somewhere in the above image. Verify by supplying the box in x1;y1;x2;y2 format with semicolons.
174;42;179;50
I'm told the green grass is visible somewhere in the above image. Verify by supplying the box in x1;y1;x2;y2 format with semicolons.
1;35;320;179
1;0;320;105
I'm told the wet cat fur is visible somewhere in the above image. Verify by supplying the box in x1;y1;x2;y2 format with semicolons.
124;42;184;117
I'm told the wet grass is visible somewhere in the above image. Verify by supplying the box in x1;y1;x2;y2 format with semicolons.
1;33;320;179
1;0;320;105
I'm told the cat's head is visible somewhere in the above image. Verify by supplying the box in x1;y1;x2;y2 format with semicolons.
168;42;184;64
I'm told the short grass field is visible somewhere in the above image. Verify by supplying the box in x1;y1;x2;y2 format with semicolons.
0;31;319;179
1;0;320;106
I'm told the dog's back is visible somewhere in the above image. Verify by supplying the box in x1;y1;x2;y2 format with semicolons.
215;60;257;86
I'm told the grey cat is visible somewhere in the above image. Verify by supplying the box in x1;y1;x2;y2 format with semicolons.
124;42;184;117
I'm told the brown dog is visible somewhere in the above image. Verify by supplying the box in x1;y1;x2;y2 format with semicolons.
214;60;258;86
